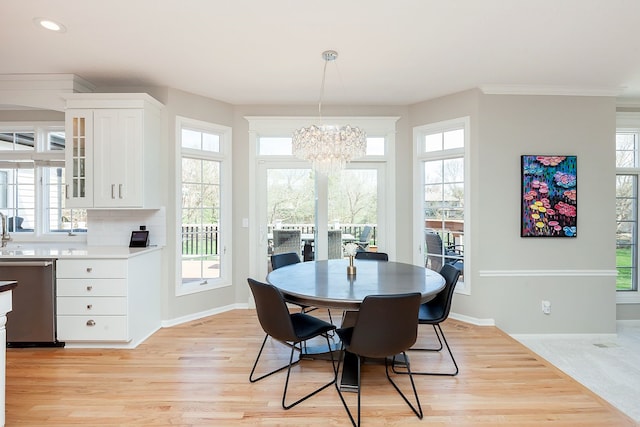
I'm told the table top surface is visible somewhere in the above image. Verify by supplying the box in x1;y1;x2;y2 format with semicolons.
266;259;445;310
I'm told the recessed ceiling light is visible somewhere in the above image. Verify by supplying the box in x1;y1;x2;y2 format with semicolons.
33;17;66;33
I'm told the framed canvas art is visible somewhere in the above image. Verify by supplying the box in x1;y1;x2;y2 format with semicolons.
521;155;577;237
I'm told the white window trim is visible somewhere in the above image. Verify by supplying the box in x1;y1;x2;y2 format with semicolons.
175;116;232;296
0;121;86;242
616;112;640;304
413;116;471;295
246;116;398;283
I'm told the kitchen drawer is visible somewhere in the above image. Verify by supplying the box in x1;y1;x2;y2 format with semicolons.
56;259;127;279
57;315;129;342
57;296;127;316
56;278;127;296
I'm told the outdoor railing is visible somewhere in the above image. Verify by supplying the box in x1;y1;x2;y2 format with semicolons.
182;224;218;256
268;223;377;245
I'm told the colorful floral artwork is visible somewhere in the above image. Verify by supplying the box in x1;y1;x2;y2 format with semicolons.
521;155;577;237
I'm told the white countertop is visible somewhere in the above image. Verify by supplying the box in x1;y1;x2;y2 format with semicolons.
0;244;161;259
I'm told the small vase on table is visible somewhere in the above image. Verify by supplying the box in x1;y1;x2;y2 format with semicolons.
347;255;356;276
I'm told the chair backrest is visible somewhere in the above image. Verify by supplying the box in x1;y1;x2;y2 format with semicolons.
354;251;388;261
424;230;444;271
271;252;301;270
358;226;372;243
420;264;461;323
273;229;301;255
328;230;343;259
247;278;297;342
347;292;421;359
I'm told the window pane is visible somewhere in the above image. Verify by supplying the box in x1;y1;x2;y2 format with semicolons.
259;137;293;155
424;159;443;184
181;150;222;284
444;129;464;149
202;133;220;152
366;137;385;155
328;169;378;226
181;129;202;150
44;167;87;233
443;158;464;183
0;168;35;232
0;132;35;151
616;133;636;168
424;133;442;152
47;131;65;151
616;173;637;291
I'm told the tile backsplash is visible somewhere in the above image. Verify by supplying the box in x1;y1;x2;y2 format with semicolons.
86;207;166;247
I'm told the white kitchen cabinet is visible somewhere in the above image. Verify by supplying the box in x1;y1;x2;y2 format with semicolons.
55;250;161;347
64;93;163;208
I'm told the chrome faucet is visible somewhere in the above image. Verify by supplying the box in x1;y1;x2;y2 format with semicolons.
0;213;11;247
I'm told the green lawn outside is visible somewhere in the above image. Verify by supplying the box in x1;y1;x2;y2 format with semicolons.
616;247;633;291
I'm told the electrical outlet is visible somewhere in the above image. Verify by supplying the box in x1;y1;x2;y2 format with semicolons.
541;300;551;315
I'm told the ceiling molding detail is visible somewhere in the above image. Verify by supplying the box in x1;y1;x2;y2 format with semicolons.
479;85;623;97
0;74;95;111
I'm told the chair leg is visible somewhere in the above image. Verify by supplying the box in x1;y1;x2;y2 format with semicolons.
282;333;337;410
250;334;301;383
393;323;459;376
385;352;423;420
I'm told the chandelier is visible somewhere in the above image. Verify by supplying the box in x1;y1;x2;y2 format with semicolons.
292;50;366;175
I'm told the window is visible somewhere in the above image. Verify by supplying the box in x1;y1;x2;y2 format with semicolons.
0;124;86;237
414;117;469;294
178;117;232;295
248;116;397;281
616;112;640;303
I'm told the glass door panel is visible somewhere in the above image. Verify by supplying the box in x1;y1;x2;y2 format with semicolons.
267;168;315;270
328;168;378;255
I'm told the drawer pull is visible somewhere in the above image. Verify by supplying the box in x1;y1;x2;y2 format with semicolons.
86;304;93;310
86;320;96;327
86;267;93;273
86;285;93;291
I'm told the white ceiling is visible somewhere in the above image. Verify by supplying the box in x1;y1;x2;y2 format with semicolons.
2;0;640;106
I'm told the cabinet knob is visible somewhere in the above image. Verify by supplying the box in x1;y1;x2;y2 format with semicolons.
86;285;93;291
86;304;93;310
86;267;93;273
86;320;96;327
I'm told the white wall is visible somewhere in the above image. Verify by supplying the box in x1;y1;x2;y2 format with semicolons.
410;91;618;334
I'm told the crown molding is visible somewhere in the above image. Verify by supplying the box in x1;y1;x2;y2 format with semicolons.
479;84;623;97
0;74;95;111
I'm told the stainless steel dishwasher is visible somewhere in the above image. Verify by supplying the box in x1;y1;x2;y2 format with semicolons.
0;259;63;347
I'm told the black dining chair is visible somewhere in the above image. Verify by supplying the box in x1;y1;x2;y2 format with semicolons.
271;251;301;270
247;278;337;409
354;251;388;261
334;292;423;426
271;252;334;325
393;264;461;376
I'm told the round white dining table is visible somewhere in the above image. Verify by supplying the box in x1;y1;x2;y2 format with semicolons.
266;259;445;310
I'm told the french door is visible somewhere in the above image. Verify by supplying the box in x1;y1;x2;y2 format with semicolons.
255;162;384;281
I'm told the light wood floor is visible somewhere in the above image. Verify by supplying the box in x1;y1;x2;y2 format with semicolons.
5;310;637;426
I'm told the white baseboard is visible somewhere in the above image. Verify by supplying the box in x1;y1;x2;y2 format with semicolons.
448;312;495;326
160;302;249;328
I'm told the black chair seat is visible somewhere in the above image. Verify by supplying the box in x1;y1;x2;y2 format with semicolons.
418;302;446;323
291;312;336;340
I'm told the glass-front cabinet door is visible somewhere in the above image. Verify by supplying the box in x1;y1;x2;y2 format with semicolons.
64;109;93;207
